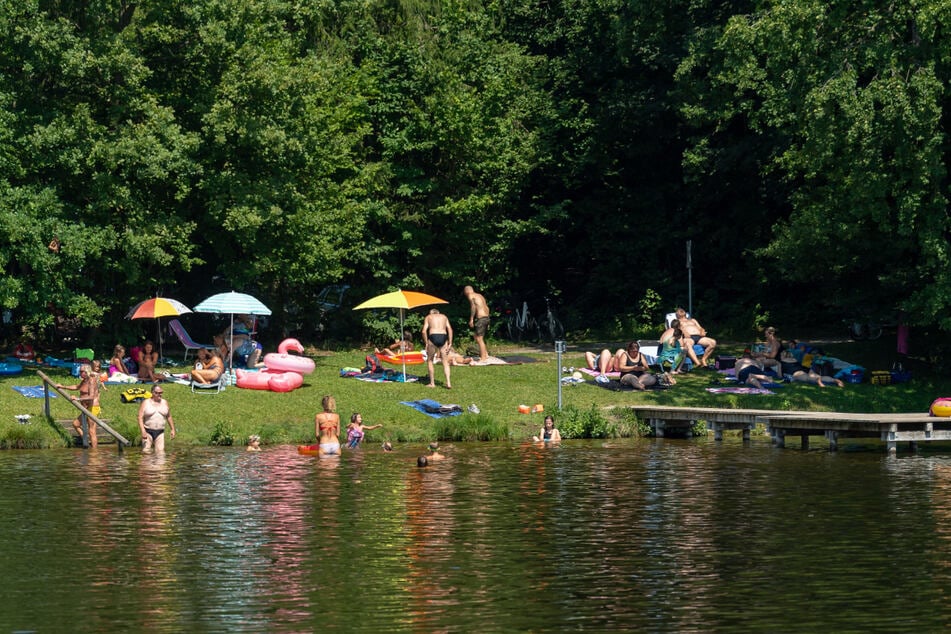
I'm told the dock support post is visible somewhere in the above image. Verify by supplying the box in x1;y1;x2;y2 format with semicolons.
772;428;785;448
712;423;723;442
825;430;838;451
742;426;751;442
801;434;809;450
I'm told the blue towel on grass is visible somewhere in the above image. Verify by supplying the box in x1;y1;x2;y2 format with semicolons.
13;385;56;398
400;399;463;418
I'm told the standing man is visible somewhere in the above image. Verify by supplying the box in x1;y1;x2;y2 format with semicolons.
676;306;717;369
137;386;176;453
463;285;490;362
422;308;453;389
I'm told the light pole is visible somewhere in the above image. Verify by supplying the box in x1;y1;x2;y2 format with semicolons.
555;340;567;410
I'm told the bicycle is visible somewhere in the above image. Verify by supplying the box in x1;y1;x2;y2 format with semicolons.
504;300;539;342
844;318;883;341
537;295;565;342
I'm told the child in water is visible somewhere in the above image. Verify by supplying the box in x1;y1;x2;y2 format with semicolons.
346;413;383;449
246;435;261;452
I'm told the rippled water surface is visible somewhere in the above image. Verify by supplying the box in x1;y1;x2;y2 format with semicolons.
2;438;951;632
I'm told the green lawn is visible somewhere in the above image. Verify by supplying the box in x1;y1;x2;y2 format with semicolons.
0;337;944;449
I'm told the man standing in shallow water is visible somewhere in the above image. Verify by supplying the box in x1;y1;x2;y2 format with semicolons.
463;285;490;362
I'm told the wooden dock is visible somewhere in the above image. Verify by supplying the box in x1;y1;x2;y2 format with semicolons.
629;406;946;455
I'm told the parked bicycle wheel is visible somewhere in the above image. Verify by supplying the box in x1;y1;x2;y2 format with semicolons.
544;315;565;341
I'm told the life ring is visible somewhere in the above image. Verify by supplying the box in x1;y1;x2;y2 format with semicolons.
380;351;425;366
930;398;951;417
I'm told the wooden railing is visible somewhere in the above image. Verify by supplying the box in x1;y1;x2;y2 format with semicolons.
37;370;131;452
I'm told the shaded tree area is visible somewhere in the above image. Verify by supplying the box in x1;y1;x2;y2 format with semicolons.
0;0;948;348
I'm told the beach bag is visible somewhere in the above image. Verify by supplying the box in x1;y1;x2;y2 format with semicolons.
363;354;383;373
715;356;735;370
890;362;912;384
812;359;835;376
120;387;151;403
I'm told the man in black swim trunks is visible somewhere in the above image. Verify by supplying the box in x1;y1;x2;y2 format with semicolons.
423;308;453;389
464;285;490;362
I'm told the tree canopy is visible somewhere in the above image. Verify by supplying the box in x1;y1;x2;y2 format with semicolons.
0;0;948;345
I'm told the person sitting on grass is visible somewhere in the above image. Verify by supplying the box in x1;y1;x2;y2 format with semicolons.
376;329;415;356
586;349;619;384
615;341;657;390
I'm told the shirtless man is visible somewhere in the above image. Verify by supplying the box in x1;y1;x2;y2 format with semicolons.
676;307;717;368
137;386;176;453
463;285;490;362
734;354;771;389
423;308;453;389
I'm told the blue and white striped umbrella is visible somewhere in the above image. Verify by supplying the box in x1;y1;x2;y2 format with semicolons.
193;291;271;316
194;292;271;368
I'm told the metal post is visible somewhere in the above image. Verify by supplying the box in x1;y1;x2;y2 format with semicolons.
555;340;567;410
686;240;693;317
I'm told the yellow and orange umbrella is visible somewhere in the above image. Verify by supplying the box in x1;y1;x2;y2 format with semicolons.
353;290;448;377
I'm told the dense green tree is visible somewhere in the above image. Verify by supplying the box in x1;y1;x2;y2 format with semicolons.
679;1;950;328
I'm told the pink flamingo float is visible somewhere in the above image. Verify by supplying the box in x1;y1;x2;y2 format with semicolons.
235;338;315;392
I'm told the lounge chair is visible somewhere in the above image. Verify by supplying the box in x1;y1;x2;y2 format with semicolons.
191;376;225;394
168;319;213;363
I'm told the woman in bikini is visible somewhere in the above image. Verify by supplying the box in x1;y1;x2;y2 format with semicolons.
137;340;160;382
57;363;101;447
314;395;341;457
190;348;223;384
614;341;657;390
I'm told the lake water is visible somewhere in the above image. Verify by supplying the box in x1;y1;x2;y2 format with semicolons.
2;437;951;632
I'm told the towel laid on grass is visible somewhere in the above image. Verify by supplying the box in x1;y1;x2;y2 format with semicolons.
400;399;464;418
349;371;420;383
595;379;670;392
579;367;621;378
13;385;56;398
705;387;775;395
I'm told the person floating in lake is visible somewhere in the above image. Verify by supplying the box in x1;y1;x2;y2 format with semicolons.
247;435;262;452
426;442;446;461
346;413;383;449
533;415;562;443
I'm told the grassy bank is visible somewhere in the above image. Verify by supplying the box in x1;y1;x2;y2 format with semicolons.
0;338;944;449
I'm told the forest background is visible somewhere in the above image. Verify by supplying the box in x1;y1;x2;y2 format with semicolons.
0;0;948;358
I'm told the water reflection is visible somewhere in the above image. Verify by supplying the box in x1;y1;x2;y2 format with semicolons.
5;441;951;631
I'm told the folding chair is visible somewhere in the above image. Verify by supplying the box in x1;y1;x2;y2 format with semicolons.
168;319;213;363
191;377;225;394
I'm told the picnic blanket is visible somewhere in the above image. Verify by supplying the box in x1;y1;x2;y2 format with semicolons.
13;385;56;398
706;387;775;395
351;371;420;383
467;355;541;366
400;399;464;418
